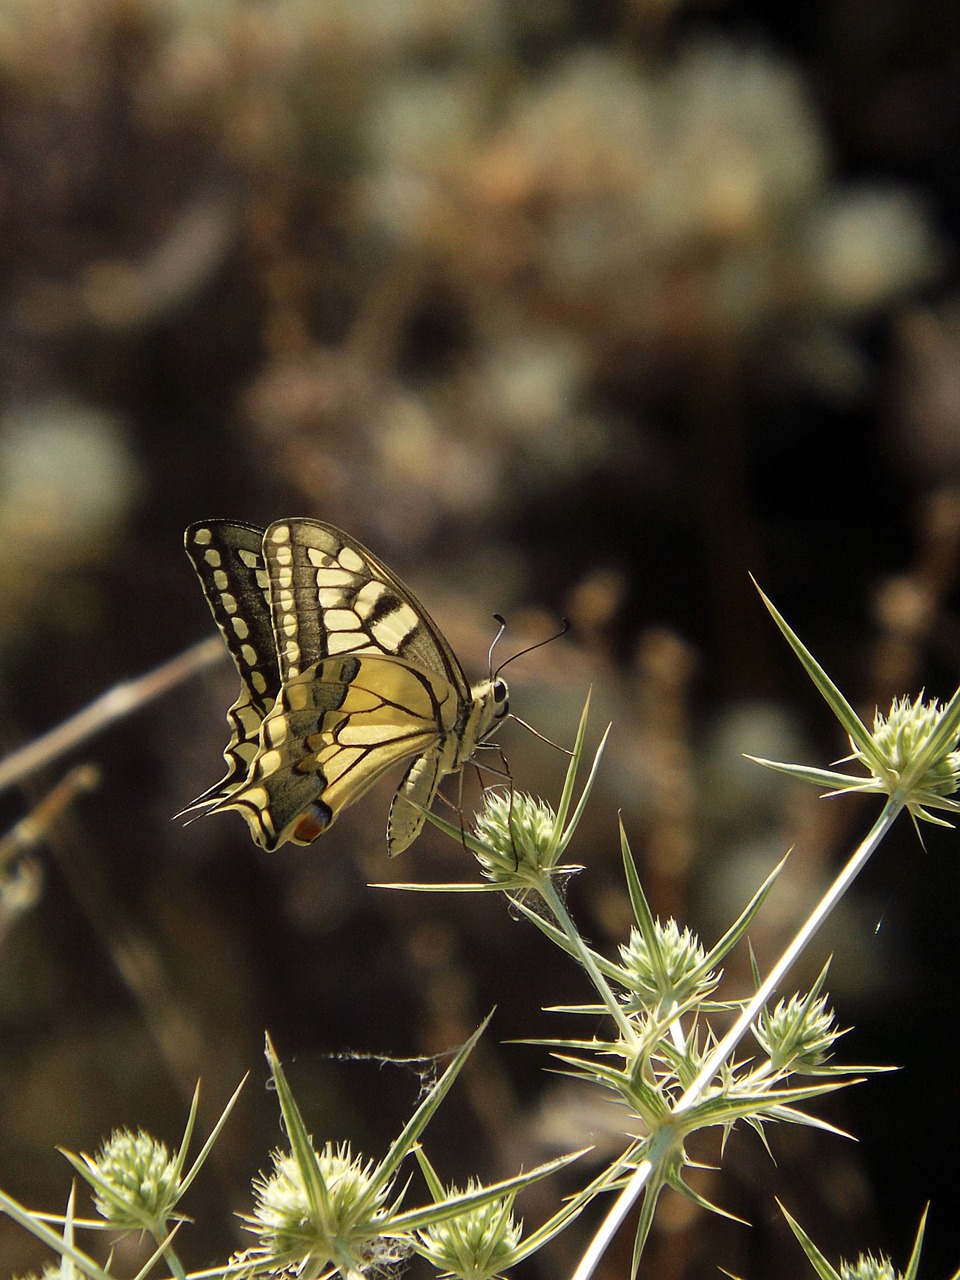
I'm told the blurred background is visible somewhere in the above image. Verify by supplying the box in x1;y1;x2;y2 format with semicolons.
0;1;958;1277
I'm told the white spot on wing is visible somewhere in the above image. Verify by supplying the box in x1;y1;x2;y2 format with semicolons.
372;602;419;646
256;749;282;775
327;631;366;655
288;683;313;711
338;546;365;573
236;705;262;734
317;568;356;589
354;581;387;619
325;609;363;631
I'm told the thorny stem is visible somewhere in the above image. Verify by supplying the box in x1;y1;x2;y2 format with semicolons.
679;797;901;1108
163;1241;188;1280
572;793;905;1280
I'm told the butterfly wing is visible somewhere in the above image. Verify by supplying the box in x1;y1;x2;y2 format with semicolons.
387;752;448;856
260;519;473;693
182;522;280;812
218;653;461;851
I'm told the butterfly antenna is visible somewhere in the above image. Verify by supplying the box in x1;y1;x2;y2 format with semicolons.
493;616;571;679
489;615;574;756
487;613;509;678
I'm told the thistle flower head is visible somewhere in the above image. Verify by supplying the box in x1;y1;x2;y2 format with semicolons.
244;1141;399;1275
16;1267;83;1280
416;1183;521;1280
754;990;839;1073
473;790;564;885
750;585;960;829
88;1129;180;1229
616;920;716;1012
857;695;960;811
839;1252;898;1280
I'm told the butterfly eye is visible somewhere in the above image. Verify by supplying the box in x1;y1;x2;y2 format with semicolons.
493;678;509;714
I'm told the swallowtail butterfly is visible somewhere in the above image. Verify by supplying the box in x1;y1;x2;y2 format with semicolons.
182;519;509;854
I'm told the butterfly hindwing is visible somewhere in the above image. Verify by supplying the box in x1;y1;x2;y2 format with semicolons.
183;518;509;853
182;522;279;811
221;654;459;850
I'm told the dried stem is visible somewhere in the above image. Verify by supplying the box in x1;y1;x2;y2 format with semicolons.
0;636;225;793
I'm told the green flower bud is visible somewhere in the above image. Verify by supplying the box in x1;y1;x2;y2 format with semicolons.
839;1251;898;1280
246;1142;398;1274
617;920;714;1010
473;790;562;882
417;1184;521;1280
755;991;839;1072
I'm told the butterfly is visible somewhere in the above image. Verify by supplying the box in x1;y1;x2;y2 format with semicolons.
182;519;510;854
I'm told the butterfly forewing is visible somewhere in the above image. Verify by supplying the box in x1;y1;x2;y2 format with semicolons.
183;518;509;853
182;522;280;811
262;519;472;693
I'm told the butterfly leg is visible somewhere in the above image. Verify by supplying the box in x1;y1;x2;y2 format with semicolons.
473;745;520;869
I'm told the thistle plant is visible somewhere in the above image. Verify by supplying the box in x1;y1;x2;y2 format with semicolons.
235;1026;587;1280
2;1027;589;1280
747;583;960;833
1;1079;246;1280
402;584;960;1278
3;583;957;1280
410;746;876;1279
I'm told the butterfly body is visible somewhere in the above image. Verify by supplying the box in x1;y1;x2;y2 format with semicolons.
183;519;508;854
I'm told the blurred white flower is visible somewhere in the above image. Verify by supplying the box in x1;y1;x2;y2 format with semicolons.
801;188;941;316
0;400;140;632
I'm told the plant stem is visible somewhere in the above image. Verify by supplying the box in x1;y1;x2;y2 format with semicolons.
160;1241;188;1280
0;636;224;793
